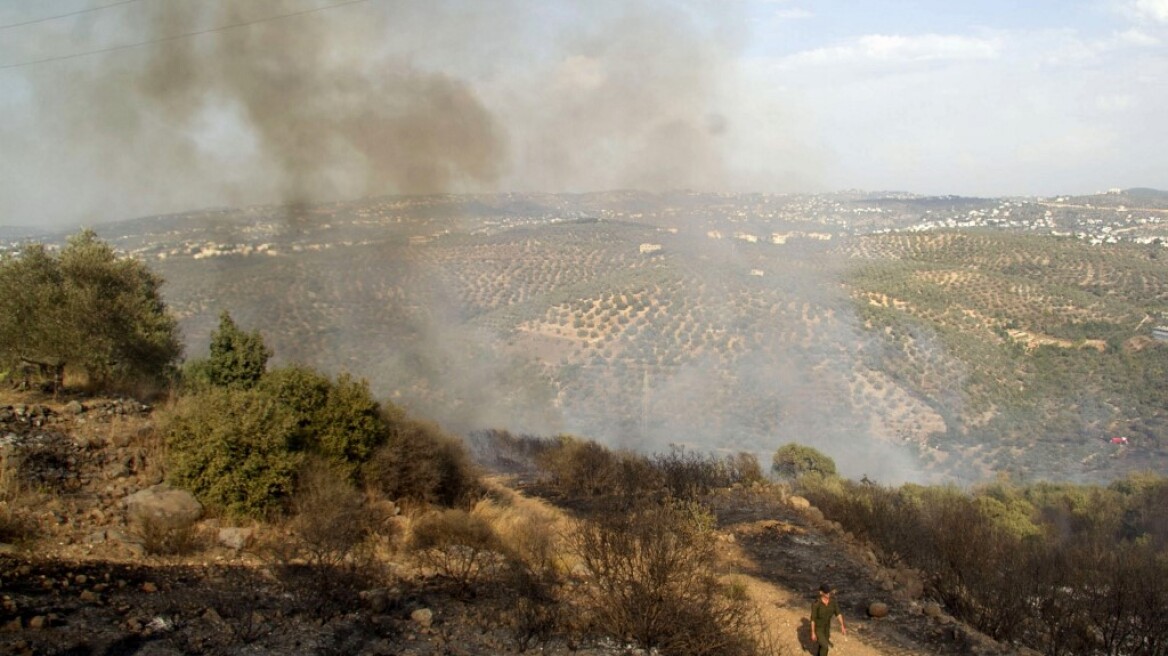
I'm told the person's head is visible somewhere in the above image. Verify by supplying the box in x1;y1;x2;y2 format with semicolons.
819;583;833;599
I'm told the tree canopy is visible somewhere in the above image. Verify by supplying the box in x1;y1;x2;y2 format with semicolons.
183;311;272;390
0;230;182;390
771;442;838;480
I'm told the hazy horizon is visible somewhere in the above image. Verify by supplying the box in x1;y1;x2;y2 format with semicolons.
1;0;1165;229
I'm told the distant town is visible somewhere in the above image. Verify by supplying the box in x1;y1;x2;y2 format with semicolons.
4;188;1167;259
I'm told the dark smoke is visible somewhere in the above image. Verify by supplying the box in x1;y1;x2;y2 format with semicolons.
13;0;507;222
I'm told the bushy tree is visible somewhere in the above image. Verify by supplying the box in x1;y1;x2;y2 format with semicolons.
164;387;303;519
183;311;271;390
260;365;394;479
0;230;181;390
771;442;837;480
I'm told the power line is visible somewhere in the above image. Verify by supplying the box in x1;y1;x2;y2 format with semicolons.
0;0;140;30
0;0;373;71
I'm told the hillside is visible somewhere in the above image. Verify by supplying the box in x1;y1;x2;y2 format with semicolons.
0;390;1010;656
11;190;1168;485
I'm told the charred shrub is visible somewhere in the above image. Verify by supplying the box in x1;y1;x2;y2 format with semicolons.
536;435;619;497
288;459;374;568
466;428;558;477
364;419;480;508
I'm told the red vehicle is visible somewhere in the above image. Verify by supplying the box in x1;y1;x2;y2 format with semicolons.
1110;436;1129;445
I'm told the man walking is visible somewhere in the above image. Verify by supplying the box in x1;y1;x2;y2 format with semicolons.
811;583;847;655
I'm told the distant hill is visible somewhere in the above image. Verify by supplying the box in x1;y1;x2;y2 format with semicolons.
0;225;56;242
67;191;1168;486
1124;187;1168;201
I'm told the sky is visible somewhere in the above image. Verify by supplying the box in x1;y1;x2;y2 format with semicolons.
0;0;1166;229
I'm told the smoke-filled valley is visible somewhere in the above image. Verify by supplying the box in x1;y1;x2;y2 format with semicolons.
21;188;1155;487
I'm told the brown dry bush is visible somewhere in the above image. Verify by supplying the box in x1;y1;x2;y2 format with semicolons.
289;459;374;568
253;461;387;617
408;507;504;594
570;499;776;656
475;493;572;650
134;514;204;557
0;503;36;545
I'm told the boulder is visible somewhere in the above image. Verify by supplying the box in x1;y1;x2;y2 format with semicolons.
787;496;811;510
124;484;202;529
410;608;433;628
217;527;254;551
868;601;890;618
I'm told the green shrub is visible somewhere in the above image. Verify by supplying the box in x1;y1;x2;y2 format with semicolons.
260;366;393;480
164;387;303;519
771;442;837;480
182;311;271;391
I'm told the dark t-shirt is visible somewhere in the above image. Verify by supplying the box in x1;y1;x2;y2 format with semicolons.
811;598;840;638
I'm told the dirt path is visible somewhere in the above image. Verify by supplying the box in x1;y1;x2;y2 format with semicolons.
710;490;1006;656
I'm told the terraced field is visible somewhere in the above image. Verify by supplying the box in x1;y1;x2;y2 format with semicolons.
150;216;1168;486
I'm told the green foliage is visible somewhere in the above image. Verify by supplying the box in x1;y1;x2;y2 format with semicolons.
0;230;181;390
165;365;404;513
259;366;392;480
184;311;271;390
164;387;303;519
771;442;837;480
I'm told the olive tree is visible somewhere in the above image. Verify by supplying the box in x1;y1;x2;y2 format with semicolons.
771;442;837;480
0;230;181;390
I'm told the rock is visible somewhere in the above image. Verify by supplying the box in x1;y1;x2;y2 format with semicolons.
410;608;433;628
923;601;942;618
217;527;254;551
868;601;890;618
3;617;22;631
79;590;100;603
124;484;202;529
788;496;811;510
27;616;47;629
141;582;158;593
63;401;85;415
